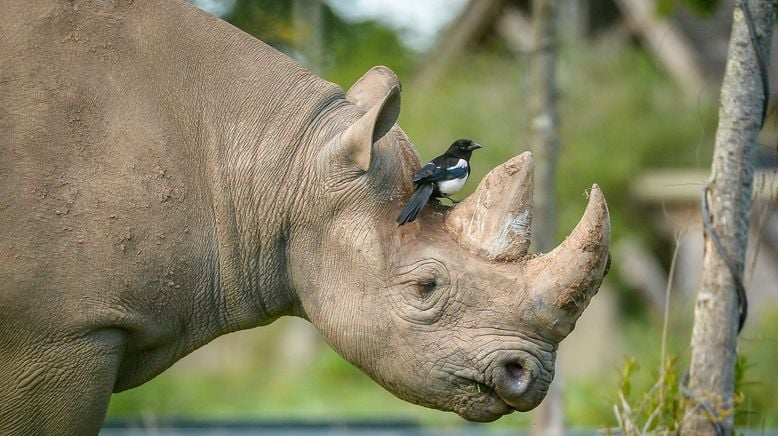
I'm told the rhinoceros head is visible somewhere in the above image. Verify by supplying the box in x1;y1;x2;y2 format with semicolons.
291;67;610;421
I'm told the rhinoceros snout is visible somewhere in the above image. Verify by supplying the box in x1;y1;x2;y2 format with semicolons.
491;354;549;412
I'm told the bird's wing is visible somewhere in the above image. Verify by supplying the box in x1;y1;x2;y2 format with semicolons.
412;162;439;183
397;183;435;225
434;156;468;180
414;156;468;183
445;165;468;179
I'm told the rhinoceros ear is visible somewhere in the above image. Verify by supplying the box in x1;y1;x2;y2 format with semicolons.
341;84;401;172
346;66;402;112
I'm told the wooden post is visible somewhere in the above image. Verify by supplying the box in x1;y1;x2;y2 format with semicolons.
682;1;776;434
529;0;564;435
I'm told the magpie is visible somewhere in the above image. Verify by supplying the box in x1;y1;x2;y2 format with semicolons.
397;138;482;225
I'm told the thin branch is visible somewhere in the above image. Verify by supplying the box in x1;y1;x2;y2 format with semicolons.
659;228;684;401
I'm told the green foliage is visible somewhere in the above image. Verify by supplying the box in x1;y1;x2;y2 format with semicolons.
733;353;754;425
611;352;759;434
620;356;639;399
613;354;684;434
226;0;296;51
656;0;722;16
735;310;778;428
608;313;778;434
225;0;416;78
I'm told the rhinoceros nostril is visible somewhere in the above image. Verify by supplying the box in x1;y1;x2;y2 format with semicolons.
492;357;546;411
503;361;529;395
507;362;524;380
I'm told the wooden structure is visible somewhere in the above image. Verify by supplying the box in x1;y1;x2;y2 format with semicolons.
629;169;778;325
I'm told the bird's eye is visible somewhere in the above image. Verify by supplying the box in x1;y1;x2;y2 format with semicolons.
417;278;437;299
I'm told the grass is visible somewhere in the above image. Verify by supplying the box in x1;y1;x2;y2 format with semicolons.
736;310;778;428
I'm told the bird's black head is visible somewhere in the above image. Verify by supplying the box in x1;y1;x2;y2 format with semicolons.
447;139;483;159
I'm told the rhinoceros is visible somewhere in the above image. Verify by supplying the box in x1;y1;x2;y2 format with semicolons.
0;0;610;434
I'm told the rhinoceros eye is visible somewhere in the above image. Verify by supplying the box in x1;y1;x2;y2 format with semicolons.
417;278;437;300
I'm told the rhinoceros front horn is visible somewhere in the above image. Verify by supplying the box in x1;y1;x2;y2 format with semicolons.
445;152;611;339
523;184;610;340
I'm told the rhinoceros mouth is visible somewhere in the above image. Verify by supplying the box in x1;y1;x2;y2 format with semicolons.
451;371;518;421
452;353;549;419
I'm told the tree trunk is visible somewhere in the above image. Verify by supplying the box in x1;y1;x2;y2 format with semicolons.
530;0;561;254
683;1;776;434
529;0;563;435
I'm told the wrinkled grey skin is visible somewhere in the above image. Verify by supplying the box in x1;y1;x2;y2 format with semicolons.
0;1;610;434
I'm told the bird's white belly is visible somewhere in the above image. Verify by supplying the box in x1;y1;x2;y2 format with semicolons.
438;174;468;195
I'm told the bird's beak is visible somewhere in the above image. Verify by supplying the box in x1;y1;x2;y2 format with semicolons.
467;142;483;151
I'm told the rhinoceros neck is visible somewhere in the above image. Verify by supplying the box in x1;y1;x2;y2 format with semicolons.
153;9;347;332
202;86;346;331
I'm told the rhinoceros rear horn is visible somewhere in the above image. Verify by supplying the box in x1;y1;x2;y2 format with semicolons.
341;84;400;172
445;152;535;261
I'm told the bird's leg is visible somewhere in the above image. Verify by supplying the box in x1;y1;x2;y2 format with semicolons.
446;196;462;204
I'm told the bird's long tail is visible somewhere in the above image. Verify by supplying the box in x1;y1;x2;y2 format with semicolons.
397;183;434;225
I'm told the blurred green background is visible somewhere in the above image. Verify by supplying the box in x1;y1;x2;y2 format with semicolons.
106;0;778;431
